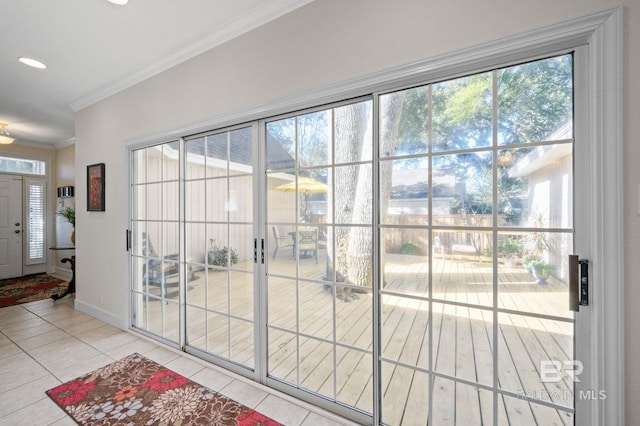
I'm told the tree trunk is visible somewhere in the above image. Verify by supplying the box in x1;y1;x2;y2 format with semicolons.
378;93;405;287
326;95;404;288
330;102;371;285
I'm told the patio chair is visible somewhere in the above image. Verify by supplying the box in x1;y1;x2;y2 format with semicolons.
433;235;445;260
297;227;319;264
272;226;294;259
141;232;195;296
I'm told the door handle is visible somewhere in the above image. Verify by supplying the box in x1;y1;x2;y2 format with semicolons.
254;238;258;264
14;230;20;234
569;255;589;311
15;223;20;226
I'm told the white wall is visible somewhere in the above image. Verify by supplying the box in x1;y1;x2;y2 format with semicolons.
74;0;640;421
54;144;75;272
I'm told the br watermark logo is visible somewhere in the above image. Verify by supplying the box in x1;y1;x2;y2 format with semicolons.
534;360;607;400
540;360;583;383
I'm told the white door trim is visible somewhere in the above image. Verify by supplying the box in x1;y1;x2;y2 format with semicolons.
582;7;624;425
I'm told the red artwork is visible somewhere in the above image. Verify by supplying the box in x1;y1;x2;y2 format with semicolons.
87;163;105;211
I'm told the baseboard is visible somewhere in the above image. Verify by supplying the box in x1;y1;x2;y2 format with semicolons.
54;266;73;278
24;264;46;276
74;299;126;330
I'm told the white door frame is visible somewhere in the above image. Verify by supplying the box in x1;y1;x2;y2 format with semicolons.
579;8;624;425
125;7;624;424
257;9;623;424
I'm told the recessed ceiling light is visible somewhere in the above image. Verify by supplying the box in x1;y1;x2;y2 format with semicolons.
107;0;129;5
18;57;47;69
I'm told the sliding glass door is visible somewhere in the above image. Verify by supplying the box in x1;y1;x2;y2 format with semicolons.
130;52;588;425
262;54;578;424
131;142;181;344
265;99;375;416
377;55;576;425
183;126;256;371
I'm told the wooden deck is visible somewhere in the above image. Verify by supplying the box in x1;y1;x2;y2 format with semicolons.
139;252;574;425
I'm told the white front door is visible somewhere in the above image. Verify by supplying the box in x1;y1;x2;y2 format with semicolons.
0;174;23;279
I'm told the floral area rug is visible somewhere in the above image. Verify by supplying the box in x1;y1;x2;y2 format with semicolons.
0;273;67;308
46;353;282;425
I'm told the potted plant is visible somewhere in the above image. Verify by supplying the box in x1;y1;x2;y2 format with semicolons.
207;238;238;267
57;206;76;244
521;215;558;283
524;258;557;284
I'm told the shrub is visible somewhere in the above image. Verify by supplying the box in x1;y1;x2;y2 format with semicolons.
207;239;238;267
398;241;421;255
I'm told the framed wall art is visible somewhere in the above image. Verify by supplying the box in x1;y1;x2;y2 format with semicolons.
87;163;105;211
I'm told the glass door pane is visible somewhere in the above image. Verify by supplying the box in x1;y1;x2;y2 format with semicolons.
184;126;255;370
265;99;375;413
379;54;574;425
130;141;181;344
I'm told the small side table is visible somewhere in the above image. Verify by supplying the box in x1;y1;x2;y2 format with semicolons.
49;246;75;300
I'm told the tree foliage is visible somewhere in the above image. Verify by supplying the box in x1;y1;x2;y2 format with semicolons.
498;55;573;144
267;54;573;286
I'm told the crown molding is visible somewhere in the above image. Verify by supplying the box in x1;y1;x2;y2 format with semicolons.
126;7;619;149
55;137;76;150
10;139;56;151
2;136;75;151
69;0;314;112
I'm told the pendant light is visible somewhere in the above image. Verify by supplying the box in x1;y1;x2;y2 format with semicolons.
0;123;15;144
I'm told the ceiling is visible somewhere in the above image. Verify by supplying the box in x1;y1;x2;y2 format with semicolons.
0;0;312;147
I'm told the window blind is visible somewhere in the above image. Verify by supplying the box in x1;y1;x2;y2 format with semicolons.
26;179;46;264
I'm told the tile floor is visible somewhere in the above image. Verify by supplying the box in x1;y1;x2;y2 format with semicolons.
0;294;358;426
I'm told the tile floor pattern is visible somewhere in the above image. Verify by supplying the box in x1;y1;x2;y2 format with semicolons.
0;294;358;426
